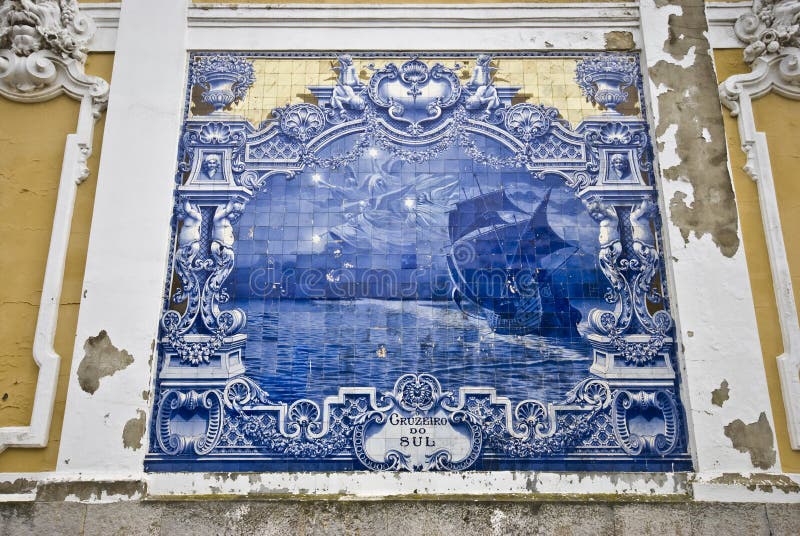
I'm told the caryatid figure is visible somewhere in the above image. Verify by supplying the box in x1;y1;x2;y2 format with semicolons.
177;200;202;262
211;199;245;264
629;198;657;257
587;199;621;255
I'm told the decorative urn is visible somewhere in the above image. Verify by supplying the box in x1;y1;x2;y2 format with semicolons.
575;55;639;114
191;55;256;115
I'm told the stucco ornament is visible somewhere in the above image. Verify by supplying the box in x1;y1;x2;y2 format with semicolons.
0;0;108;111
0;0;109;453
735;0;800;63
719;0;800;450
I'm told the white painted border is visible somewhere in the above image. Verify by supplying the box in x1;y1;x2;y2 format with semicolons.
638;0;780;474
48;0;796;502
79;1;748;52
0;97;95;453
186;2;641;50
80;2;120;52
57;0;189;472
2;470;800;504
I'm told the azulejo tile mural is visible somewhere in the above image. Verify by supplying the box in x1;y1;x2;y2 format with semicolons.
145;52;691;472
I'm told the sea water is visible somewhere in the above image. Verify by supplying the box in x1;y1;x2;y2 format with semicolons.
237;298;593;405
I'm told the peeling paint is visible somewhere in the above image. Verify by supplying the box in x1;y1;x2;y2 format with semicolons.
604;31;635;51
724;412;777;470
0;478;37;495
36;480;146;502
711;379;730;407
77;330;134;394
708;473;800;494
122;409;146;450
648;0;739;257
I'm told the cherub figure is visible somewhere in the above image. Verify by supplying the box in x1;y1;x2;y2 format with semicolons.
465;54;501;113
330;54;366;117
172;200;203;306
177;200;202;253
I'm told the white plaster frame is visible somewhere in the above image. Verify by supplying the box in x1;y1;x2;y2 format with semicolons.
0;96;96;453
0;8;109;452
720;51;800;450
47;1;792;503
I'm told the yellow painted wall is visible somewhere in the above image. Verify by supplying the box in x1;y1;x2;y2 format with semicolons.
0;53;114;472
715;49;800;473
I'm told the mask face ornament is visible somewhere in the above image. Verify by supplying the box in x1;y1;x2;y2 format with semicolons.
0;0;107;108
147;52;690;473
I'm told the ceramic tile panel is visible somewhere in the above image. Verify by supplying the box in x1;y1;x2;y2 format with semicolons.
145;52;691;473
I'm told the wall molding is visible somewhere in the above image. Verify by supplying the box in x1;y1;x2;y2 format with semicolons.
0;0;109;452
76;2;762;53
719;0;800;450
706;1;752;49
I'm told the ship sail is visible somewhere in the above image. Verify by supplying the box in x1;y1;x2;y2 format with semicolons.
447;189;525;243
446;187;576;335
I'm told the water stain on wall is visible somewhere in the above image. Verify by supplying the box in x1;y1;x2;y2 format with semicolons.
724;412;776;470
122;409;146;450
711;379;729;407
77;330;133;395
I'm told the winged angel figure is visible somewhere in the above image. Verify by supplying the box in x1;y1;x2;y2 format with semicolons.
312;160;460;253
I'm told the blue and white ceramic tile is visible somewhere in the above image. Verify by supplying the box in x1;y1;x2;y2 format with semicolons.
145;52;692;472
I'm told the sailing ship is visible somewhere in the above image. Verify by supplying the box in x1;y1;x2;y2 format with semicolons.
446;186;577;335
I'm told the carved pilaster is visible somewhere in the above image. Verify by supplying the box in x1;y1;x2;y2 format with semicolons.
159;57;258;385
573;58;675;384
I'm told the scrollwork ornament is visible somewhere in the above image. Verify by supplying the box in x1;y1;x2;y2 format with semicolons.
503;103;561;141
563;378;612;409
514;400;549;437
223;376;273;409
156;389;225;455
275;103;327;142
0;0;109;112
368;58;462;134
734;0;800;63
611;390;679;456
394;373;441;412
